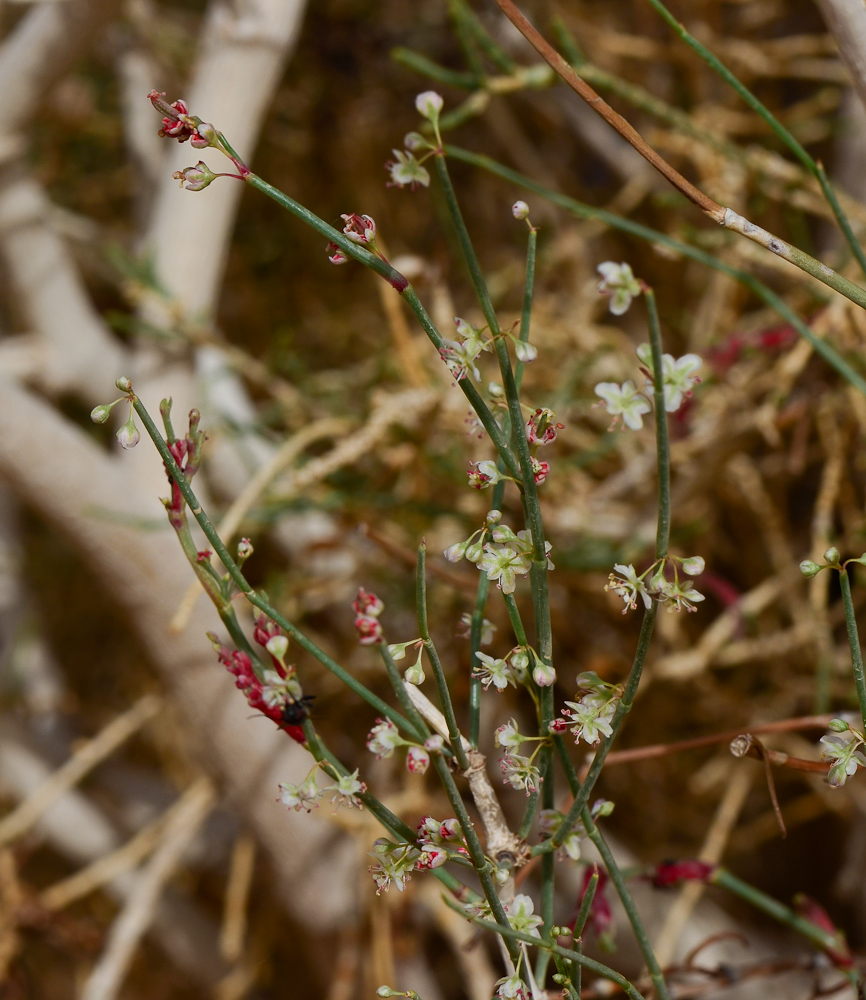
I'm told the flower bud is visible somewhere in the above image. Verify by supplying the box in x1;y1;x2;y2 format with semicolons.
424;734;444;752
799;559;822;578
266;635;289;663
237;537;254;562
823;546;841;565
173;161;217;191
681;555;705;576
487;381;504;399
533;661;557;687
116;416;140;450
485;509;503;525
191;121;218;147
512;200;529;220
828;717;852;732
115;376;132;392
404;131;427;151
443;541;467;563
406;746;430;774
514;340;538;363
90;402;116;424
415;91;443;120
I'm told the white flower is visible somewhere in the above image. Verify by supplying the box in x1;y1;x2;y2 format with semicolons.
366;718;403;758
656;578;705;613
597;261;642;315
605;563;652;613
415;91;444;119
325;769;366;809
505;893;544;937
495;718;525;753
820;732;866;787
385;149;430;188
278;772;321;812
500;755;540;795
512;201;529;220
477;543;532;594
514;339;537;363
563;697;616;744
594;380;652;430
474;651;516;691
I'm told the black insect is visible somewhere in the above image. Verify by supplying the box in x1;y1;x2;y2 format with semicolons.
280;695;315;727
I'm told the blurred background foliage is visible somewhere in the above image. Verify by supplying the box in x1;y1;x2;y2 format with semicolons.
5;0;866;996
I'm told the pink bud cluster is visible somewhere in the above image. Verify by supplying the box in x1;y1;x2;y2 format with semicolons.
353;587;385;645
147;91;214;147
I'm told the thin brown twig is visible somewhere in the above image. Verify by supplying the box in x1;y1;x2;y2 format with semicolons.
492;0;726;222
730;735;787;837
588;714;833;771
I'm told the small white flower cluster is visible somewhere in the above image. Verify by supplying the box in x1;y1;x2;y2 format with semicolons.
416;815;468;869
593;266;703;431
439;316;493;382
820;719;866;787
554;671;623;746
605;556;705;614
384;92;443;190
366;717;443;775
495;717;541;795
445;511;553;596
538;799;614;861
278;766;366;813
368;838;420;894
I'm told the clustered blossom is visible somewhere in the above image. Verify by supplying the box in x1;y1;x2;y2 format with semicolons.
366;717;403;759
368;839;419;894
383;91;442;188
210;620;309;745
606;557;705;614
558;672;623;746
493;973;529;1000
820;721;866;787
147;91;216;147
505;894;544;938
416;815;468;868
353;587;385;644
468;460;504;489
597;261;642;315
539;800;614;861
278;772;321;813
439;316;492;382
526;408;563;446
636;343;702;412
496;718;542;795
445;517;553;596
594;339;703;432
474;651;516;691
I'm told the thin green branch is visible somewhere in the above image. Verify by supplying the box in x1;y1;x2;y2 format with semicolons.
416;542;470;770
642;0;866;280
838;568;866;734
645;289;671;560
132;395;417;738
444;145;866;397
442;900;648;1000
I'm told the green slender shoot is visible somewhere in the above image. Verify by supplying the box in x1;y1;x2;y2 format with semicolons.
553;736;671;1000
838;567;866;735
441;899;648;1000
130;391;418;738
445;145;866;398
416;542;470;771
430;754;519;962
642;0;866;280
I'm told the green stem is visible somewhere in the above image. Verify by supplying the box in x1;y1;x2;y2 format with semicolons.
132;396;416;738
442;901;647;1000
553;736;670;1000
642;0;866;280
711;867;851;957
838;568;866;734
469;570;491;749
516;227;537;395
645;289;671;560
444;145;866;397
431;754;518;962
416;542;470;770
